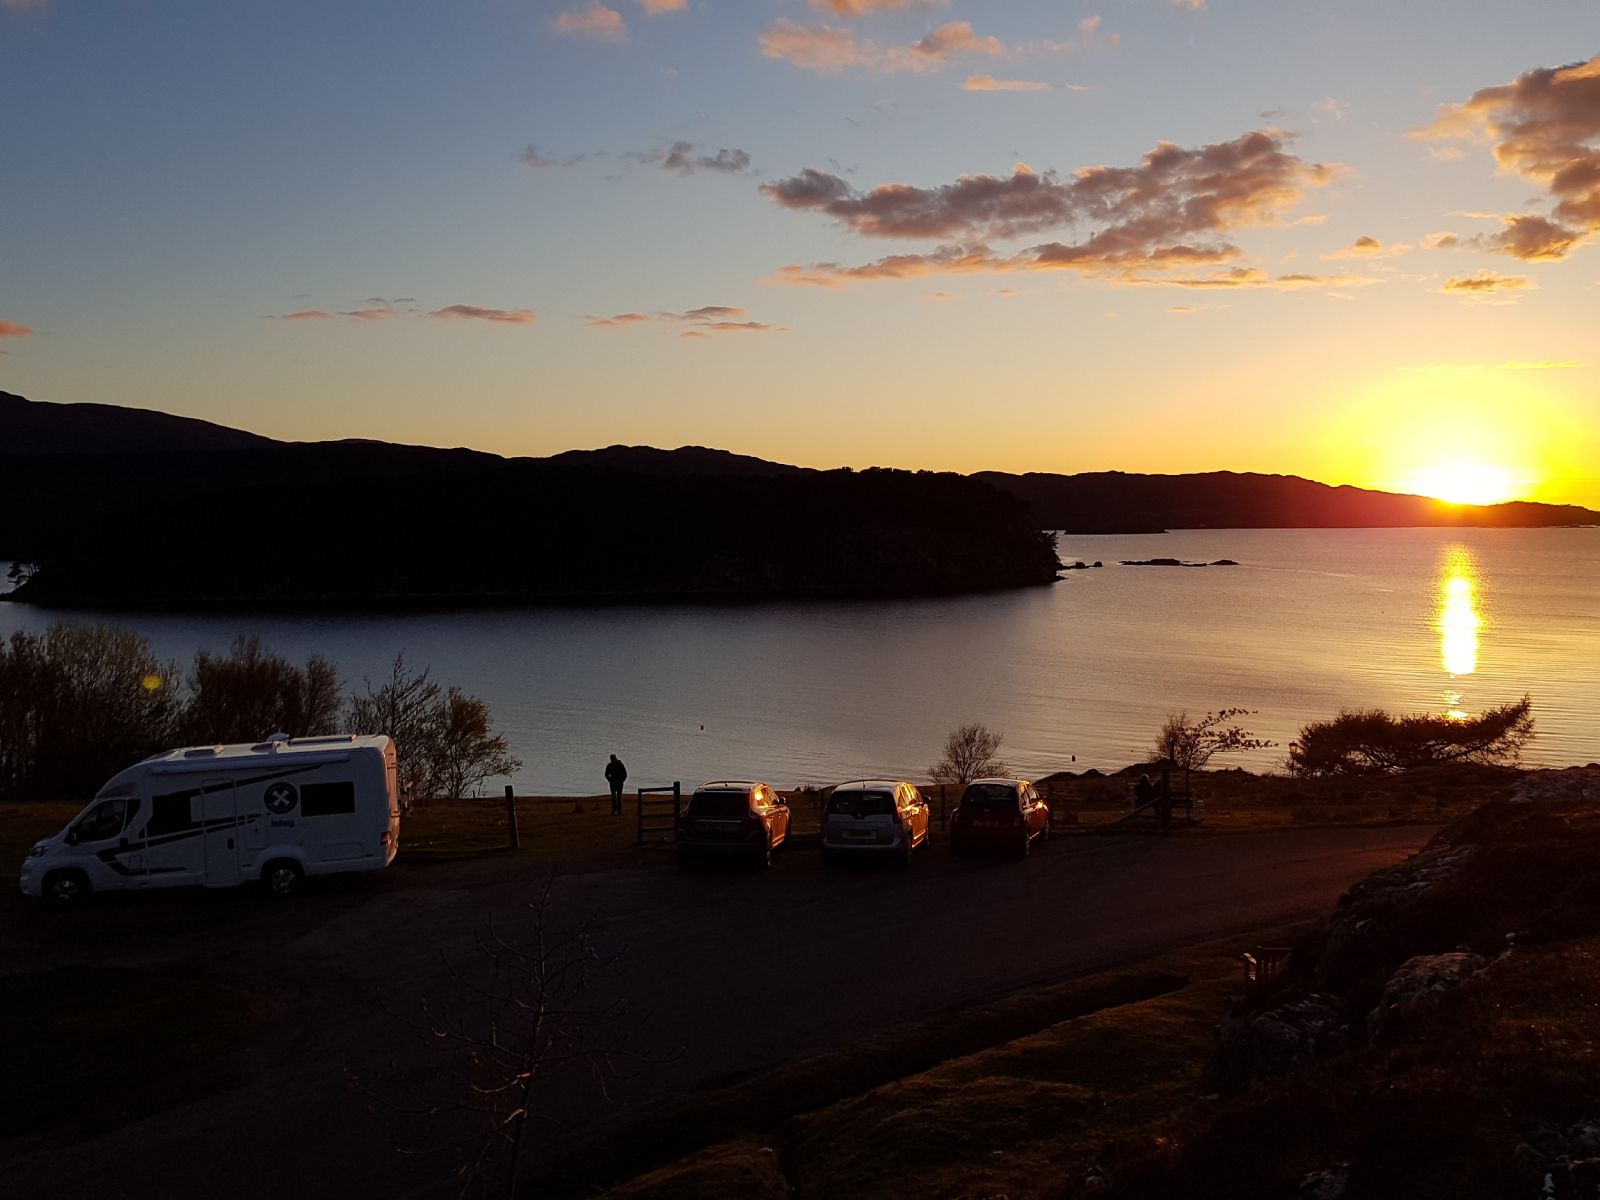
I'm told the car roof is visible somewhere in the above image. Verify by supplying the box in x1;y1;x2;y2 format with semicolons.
967;776;1030;787
831;779;908;791
696;780;766;792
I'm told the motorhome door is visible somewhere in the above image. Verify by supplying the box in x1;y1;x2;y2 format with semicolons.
201;780;242;886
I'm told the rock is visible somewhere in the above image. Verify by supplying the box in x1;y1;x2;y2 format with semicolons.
1213;994;1351;1094
1367;951;1488;1041
1510;767;1600;806
1210;558;1240;566
1298;1163;1351;1199
1543;1158;1600;1199
1092;560;1103;567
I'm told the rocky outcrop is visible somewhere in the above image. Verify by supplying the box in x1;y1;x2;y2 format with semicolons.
1212;994;1352;1095
1366;951;1488;1042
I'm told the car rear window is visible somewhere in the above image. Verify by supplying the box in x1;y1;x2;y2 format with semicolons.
827;790;894;816
688;791;749;817
960;783;1019;808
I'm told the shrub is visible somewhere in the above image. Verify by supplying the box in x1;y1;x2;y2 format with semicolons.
1154;708;1274;791
930;723;1008;785
1288;696;1534;777
181;636;340;744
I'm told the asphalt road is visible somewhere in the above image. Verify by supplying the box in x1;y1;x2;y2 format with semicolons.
3;824;1434;1199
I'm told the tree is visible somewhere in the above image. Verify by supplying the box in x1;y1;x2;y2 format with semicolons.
0;622;179;801
345;661;520;802
365;878;675;1198
346;654;447;801
181;636;340;744
930;722;1008;785
1288;696;1534;777
1154;708;1275;793
437;688;522;801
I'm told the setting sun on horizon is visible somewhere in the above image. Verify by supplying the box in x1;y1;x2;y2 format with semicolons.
1407;461;1520;506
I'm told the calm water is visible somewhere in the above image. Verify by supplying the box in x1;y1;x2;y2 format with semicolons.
2;527;1597;794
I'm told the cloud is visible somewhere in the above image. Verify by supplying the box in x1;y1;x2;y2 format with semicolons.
0;319;32;337
277;310;333;320
759;18;1003;74
922;291;959;301
761;130;1341;285
1428;146;1466;162
0;0;47;10
1019;16;1119;56
1315;97;1349;121
1439;270;1535;294
520;145;587;169
1421;231;1460;249
1322;235;1410;259
810;0;948;13
1171;0;1204;8
551;1;626;41
429;304;538;324
1414;55;1600;260
637;0;686;12
586;306;784;336
963;75;1052;93
657;141;752;174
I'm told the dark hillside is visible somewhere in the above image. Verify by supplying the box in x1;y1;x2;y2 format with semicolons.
0;390;277;455
978;469;1598;532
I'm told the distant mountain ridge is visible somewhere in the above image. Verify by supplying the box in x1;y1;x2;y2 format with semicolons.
2;391;1595;536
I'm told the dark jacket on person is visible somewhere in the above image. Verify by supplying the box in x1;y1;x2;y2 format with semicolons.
605;759;628;787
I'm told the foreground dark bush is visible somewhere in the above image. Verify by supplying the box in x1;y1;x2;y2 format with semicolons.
1288;696;1533;777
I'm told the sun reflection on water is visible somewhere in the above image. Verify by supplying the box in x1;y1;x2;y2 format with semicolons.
1437;547;1481;718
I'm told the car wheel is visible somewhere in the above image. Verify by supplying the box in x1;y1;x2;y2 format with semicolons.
1018;829;1032;859
262;859;304;898
43;869;90;907
899;835;914;868
757;840;773;870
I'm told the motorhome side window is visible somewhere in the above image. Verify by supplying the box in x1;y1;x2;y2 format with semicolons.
301;781;357;817
73;799;128;841
147;794;197;837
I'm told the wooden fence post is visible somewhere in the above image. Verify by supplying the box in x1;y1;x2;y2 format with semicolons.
505;785;520;851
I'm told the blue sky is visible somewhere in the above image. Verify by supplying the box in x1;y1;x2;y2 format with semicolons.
2;1;1597;504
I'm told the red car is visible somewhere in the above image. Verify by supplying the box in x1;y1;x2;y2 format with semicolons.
949;777;1050;858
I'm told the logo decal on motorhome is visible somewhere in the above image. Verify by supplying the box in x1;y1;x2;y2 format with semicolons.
264;781;299;814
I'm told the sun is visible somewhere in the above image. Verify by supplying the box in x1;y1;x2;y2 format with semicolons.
1407;461;1517;506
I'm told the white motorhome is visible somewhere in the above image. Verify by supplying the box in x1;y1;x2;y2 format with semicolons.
19;734;401;904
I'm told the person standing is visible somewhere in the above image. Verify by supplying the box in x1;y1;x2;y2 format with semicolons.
605;754;628;816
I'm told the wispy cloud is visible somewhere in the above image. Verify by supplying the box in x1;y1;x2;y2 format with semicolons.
1322;235;1410;259
637;0;686;12
1439;270;1535;297
551;1;626;41
655;141;752;174
1171;0;1204;9
520;145;588;169
0;0;48;11
275;307;399;321
585;306;785;337
1414;54;1600;261
810;0;948;13
429;304;537;325
759;18;1003;74
1017;16;1119;56
0;319;32;337
963;75;1052;93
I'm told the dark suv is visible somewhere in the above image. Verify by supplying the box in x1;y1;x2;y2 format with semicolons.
677;780;791;869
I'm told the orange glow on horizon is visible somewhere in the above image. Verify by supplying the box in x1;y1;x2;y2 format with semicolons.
1406;461;1518;506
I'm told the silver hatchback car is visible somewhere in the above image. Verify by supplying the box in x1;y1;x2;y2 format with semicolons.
820;779;931;866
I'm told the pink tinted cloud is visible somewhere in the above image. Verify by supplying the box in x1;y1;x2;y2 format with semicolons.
1415;55;1600;260
811;0;947;13
0;319;33;337
1322;235;1410;259
429;305;538;325
637;0;686;12
1440;270;1535;294
586;312;652;328
760;18;1003;74
963;75;1051;93
552;1;626;41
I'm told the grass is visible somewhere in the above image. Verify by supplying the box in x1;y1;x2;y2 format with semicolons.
555;935;1275;1200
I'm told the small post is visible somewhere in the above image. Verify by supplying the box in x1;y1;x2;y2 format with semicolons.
505;785;520;851
673;781;681;827
939;784;947;829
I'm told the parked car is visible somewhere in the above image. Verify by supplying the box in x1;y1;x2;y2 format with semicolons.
677;780;791;869
949;777;1050;858
820;779;930;866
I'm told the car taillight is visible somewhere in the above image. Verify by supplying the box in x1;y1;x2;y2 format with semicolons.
380;831;393;846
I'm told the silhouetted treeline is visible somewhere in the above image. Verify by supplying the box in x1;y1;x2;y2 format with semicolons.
2;449;1062;605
